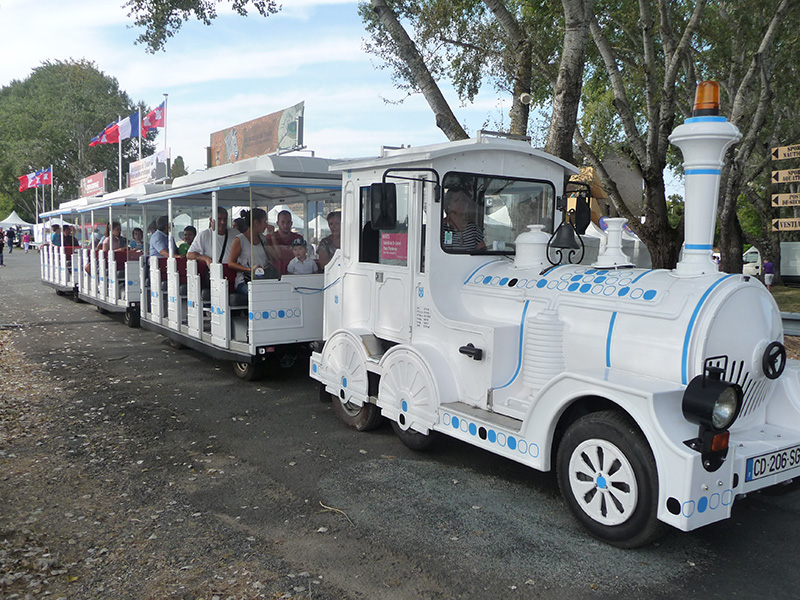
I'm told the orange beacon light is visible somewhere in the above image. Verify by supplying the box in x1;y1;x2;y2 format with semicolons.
693;81;721;116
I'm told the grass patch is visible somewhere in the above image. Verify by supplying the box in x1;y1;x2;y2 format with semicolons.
770;285;800;313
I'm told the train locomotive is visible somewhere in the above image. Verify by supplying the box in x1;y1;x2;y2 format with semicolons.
310;82;799;547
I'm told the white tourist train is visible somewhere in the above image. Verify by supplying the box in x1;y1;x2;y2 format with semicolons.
40;82;800;546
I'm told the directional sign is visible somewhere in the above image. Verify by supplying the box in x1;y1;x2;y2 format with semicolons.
772;168;800;184
773;193;800;207
772;144;800;160
772;218;800;232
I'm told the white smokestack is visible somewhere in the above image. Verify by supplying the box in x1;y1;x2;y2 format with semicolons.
669;81;741;277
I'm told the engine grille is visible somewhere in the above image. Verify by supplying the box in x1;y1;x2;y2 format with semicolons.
707;358;771;421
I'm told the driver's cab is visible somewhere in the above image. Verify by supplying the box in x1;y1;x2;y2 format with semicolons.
324;135;577;412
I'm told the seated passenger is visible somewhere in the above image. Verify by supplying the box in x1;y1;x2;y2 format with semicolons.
266;209;303;274
149;215;178;258
442;188;485;251
101;221;125;252
178;225;196;256
287;238;319;274
50;224;61;247
129;227;144;251
61;225;79;247
317;210;341;268
227;208;280;295
187;207;236;265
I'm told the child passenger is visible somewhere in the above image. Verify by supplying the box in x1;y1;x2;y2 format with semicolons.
287;238;318;274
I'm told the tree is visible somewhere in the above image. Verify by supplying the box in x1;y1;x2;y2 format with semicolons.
171;155;188;178
0;60;156;217
124;0;279;52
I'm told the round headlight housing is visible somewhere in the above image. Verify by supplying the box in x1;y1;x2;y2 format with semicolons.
683;367;743;431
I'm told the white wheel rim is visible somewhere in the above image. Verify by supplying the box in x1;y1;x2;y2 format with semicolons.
379;350;437;430
567;438;639;526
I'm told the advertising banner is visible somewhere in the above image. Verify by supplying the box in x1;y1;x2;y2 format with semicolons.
80;171;106;198
209;102;304;167
129;150;169;187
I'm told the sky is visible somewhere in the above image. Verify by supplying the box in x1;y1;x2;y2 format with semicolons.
0;0;530;175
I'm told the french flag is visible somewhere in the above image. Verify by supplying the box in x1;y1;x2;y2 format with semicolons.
89;113;140;146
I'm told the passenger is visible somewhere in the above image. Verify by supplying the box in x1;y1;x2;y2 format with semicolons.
129;227;144;251
287;238;319;274
100;221;125;252
442;188;485;251
50;224;61;246
61;225;78;247
149;215;178;258
178;225;196;256
187;207;237;265
227;208;280;294
233;216;249;234
266;209;303;274
317;210;341;268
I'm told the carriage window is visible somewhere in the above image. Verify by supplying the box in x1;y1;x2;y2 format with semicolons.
359;183;409;266
441;172;555;254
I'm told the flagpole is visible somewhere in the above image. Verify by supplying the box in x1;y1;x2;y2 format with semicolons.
138;107;142;161
118;114;123;190
35;185;39;223
50;164;54;213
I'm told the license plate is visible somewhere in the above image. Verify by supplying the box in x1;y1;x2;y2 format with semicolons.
746;444;800;482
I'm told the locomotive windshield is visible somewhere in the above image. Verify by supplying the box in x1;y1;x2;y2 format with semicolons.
440;172;555;254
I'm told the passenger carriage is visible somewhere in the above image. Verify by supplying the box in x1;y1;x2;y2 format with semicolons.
310;85;800;546
135;154;342;379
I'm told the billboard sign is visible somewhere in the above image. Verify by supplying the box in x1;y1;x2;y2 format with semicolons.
80;170;106;198
209;102;304;167
129;150;169;187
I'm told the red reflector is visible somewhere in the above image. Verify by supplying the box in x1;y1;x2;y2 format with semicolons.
711;431;730;452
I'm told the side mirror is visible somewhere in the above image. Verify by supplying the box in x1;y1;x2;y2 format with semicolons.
369;183;397;229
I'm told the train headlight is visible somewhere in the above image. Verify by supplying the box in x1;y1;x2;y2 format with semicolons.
682;366;742;432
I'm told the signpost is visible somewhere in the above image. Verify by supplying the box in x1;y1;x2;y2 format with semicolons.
772;218;800;232
772;193;800;207
771;168;800;184
772;145;800;160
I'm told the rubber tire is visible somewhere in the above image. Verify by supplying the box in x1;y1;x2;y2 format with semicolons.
123;307;140;328
332;393;382;431
556;410;665;548
391;420;437;451
232;360;265;381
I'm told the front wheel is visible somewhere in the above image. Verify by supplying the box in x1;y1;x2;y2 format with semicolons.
331;392;382;431
123;307;140;328
391;421;437;451
556;410;665;548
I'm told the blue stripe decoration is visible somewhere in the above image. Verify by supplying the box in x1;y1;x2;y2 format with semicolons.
685;244;713;250
686;116;727;123
681;274;736;384
631;269;653;284
685;168;721;175
495;300;530;390
606;312;618;368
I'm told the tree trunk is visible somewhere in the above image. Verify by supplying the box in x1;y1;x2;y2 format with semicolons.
545;0;593;163
371;0;468;141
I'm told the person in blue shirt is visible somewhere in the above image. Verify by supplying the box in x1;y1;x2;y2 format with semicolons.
149;215;178;258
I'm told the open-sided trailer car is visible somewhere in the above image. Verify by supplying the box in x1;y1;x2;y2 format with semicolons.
135;154;342;380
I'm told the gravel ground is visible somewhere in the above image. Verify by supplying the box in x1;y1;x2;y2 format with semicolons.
0;327;345;600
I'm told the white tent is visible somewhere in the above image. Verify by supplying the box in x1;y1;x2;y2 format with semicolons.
0;210;34;228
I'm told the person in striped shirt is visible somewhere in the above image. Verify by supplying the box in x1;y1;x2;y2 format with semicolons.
442;188;486;252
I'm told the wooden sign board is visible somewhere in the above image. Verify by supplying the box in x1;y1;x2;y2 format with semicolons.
772;169;800;184
772;145;800;160
772;218;800;232
773;193;800;207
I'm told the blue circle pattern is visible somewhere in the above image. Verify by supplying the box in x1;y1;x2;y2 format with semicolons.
249;307;302;320
441;412;539;459
471;266;659;302
681;490;732;518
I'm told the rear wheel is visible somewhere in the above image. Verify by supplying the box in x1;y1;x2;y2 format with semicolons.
391;420;437;451
556;410;665;548
232;360;265;381
331;391;382;431
123;307;140;328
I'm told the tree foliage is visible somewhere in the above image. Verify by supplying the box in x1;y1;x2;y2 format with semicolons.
171;155;189;178
124;0;279;52
0;60;155;219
